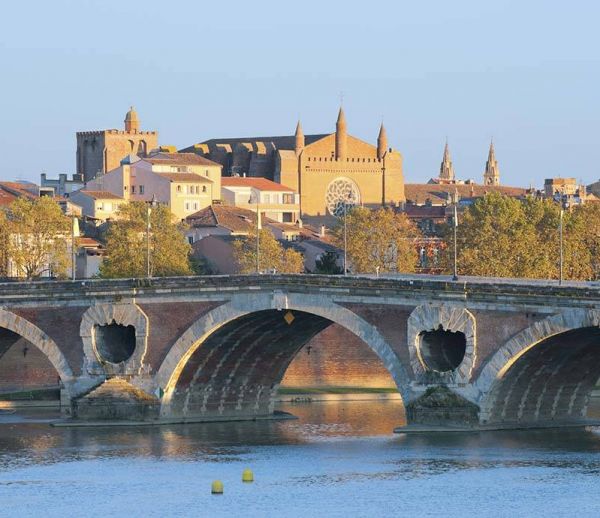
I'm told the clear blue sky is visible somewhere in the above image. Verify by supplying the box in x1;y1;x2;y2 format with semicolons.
1;0;599;186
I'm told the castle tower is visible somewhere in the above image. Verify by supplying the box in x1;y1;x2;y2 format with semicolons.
483;140;500;186
124;106;140;133
439;141;455;182
335;107;347;160
377;123;388;160
294;120;305;155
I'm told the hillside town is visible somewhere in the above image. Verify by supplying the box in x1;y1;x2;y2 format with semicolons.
2;106;599;280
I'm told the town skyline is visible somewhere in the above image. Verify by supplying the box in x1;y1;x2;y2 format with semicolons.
1;0;599;187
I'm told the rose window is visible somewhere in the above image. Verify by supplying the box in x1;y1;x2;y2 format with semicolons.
326;178;361;216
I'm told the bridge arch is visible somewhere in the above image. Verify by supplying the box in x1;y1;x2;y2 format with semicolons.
156;292;411;419
476;309;600;426
0;308;74;395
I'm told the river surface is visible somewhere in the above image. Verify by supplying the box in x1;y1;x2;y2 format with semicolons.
0;400;599;517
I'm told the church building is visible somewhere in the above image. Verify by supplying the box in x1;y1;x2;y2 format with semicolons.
181;109;405;217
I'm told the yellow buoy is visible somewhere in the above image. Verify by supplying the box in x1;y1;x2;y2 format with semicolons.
242;468;254;483
211;480;224;494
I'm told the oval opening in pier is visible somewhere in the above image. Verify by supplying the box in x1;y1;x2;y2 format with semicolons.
95;323;136;364
419;327;466;372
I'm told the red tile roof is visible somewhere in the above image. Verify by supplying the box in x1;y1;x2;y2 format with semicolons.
187;205;257;233
221;177;295;192
0;182;38;207
145;152;221;167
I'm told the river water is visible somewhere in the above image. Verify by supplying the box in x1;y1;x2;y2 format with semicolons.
0;400;599;517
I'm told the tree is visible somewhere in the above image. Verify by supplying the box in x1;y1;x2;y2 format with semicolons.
0;210;9;277
314;250;343;274
232;227;304;274
331;207;420;274
100;202;192;278
446;192;600;281
4;197;71;279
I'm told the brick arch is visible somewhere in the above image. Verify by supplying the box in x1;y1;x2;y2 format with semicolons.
476;309;600;424
156;292;411;418
0;308;74;392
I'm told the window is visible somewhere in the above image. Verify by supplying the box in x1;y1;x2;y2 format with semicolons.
185;202;190;211
202;185;207;193
124;186;128;192
283;194;293;204
131;185;136;194
193;202;198;210
205;170;209;176
177;185;181;193
188;236;194;245
263;194;270;204
139;185;144;194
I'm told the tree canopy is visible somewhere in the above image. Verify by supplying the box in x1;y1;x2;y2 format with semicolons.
1;197;71;279
99;202;192;278
446;192;600;281
232;227;304;274
331;207;420;274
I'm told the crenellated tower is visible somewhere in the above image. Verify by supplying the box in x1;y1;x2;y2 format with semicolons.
483;140;500;186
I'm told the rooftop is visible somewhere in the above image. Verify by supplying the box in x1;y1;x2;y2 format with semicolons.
221;177;296;192
0;182;38;207
155;173;213;183
181;134;329;153
187;205;258;233
78;190;124;200
145;152;222;167
404;183;527;205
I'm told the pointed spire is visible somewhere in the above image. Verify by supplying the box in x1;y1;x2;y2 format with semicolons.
294;120;304;154
377;123;388;160
439;140;455;182
335;107;347;160
483;138;500;186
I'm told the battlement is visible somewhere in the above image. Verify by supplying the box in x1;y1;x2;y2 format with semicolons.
76;129;158;137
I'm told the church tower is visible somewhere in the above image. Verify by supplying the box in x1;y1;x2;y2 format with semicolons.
483;140;500;186
335;107;347;160
439;141;455;182
377;123;387;160
124;106;140;133
294;120;304;155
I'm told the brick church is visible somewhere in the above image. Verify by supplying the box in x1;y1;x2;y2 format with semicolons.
181;108;406;217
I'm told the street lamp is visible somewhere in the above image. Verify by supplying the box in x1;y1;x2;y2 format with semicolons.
146;194;157;278
249;193;261;273
71;213;77;281
559;199;570;285
452;203;459;281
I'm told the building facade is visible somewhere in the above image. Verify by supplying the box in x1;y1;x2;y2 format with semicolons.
182;108;406;218
76;107;159;182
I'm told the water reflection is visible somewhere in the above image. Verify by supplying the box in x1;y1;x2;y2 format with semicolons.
0;401;600;517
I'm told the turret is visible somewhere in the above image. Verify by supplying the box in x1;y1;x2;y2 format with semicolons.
335;107;347;160
294;120;304;155
439;141;455;182
483;140;500;186
377;123;387;160
124;106;139;133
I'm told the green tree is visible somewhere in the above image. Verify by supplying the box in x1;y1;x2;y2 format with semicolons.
0;210;10;277
313;250;343;274
5;197;71;279
331;207;419;274
232;227;304;274
100;202;192;278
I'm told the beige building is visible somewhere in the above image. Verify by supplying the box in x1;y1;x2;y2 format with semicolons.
83;152;222;221
221;177;299;223
69;190;127;221
76;107;159;182
182;108;405;218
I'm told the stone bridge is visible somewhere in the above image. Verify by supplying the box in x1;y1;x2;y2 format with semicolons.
1;274;599;430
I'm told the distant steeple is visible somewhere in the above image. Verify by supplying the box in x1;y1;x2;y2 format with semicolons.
377;123;387;160
483;139;500;186
439;140;455;182
294;120;304;154
124;106;139;133
335;107;347;160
